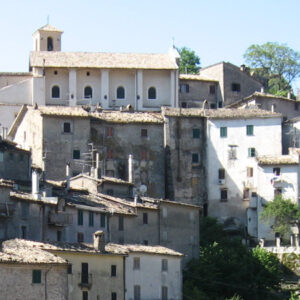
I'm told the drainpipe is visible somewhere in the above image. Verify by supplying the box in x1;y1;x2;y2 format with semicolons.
128;154;134;183
95;152;99;179
66;162;70;191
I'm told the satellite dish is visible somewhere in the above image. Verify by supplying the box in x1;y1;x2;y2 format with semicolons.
139;185;147;195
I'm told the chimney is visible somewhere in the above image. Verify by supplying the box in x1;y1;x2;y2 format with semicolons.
287;91;292;99
94;230;105;252
66;162;70;191
31;167;41;199
240;64;246;72
260;87;265;93
128;154;134;183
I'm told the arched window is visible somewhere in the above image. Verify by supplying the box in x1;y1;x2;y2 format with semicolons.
116;86;125;99
52;86;60;98
47;37;53;51
148;87;156;99
84;86;93;99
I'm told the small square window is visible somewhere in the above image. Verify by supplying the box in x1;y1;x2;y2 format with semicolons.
78;210;83;225
181;102;187;108
141;129;148;137
111;265;117;277
192;128;200;139
100;213;106;227
143;213;148;225
228;145;237;160
82;291;88;300
273;167;280;176
220;127;227;138
210;103;216;109
180;84;189;93
246;125;254;136
192;153;199;163
32;270;41;284
143;240;148;245
64;122;71;133
73;150;80;159
77;232;84;243
87;72;90;76
243;188;250;200
54;70;58;75
133;257;140;270
111;292;117;300
248;148;256;157
220;189;228;202
89;211;94;227
209;85;215;95
218;102;223;108
67;264;72;274
119;216;124;231
232;83;241;92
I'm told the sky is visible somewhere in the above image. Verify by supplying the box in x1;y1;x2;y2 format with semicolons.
1;0;300;90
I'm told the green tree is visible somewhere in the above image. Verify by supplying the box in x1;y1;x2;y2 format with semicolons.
244;42;300;96
178;47;200;74
260;195;300;238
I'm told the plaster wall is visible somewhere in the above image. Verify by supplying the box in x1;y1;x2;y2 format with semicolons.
125;253;182;300
0;79;32;104
0;104;23;133
206;117;282;226
0;74;32;89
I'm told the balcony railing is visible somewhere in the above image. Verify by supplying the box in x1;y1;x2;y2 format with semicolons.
78;273;93;289
48;211;73;226
0;203;15;218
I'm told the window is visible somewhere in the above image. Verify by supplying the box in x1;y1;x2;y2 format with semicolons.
218;168;225;180
66;264;72;275
141;150;148;160
143;240;148;245
274;188;282;197
63;122;71;133
193;128;200;139
180;84;189;93
119;216;124;231
54;70;58;75
47;37;53;51
57;230;62;241
162;286;168;300
243;188;250;200
247;167;253;177
295;102;299;111
111;265;116;277
77;232;84;243
73;150;81;159
116;86;125;99
162;259;168;271
106;127;113;137
9;153;14;161
133;257;140;270
246;125;254;136
100;213;106;227
210;103;216;109
181;102;187;108
134;285;141;300
84;86;93;99
209;85;216;95
143;213;148;225
32;270;41;284
148;87;156;99
21;202;29;219
218;102;223;108
107;149;113;159
89;211;94;227
82;291;88;300
141;129;148;137
87;72;90;76
220;127;227;138
273;167;280;176
52;86;60;98
81;263;89;284
21;226;27;239
78;210;83;225
248;148;256;157
228;145;237;160
111;293;117;300
220;189;228;202
232;83;241;92
192;153;199;163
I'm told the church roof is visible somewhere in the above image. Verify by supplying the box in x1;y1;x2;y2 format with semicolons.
30;51;178;70
33;24;63;34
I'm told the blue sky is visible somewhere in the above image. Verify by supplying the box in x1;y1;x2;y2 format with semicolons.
1;0;299;89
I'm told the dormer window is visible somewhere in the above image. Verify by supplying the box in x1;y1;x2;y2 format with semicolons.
117;86;125;99
84;86;93;99
47;37;53;51
148;87;156;99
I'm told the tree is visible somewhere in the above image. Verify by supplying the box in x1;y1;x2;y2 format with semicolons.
244;42;300;96
260;195;300;238
178;47;200;74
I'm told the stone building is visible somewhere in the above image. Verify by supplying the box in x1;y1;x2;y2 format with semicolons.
0;239;68;300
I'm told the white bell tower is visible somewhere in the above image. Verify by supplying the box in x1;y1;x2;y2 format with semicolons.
32;24;63;52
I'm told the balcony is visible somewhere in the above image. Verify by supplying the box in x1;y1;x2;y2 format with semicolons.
78;273;93;289
48;211;73;226
0;203;15;218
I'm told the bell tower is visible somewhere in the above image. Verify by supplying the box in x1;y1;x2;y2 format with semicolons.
33;24;63;52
